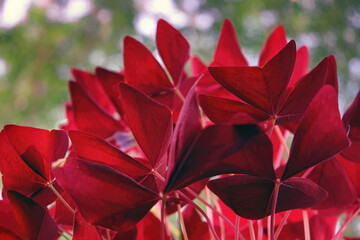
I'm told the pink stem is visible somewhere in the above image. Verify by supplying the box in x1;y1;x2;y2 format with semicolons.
248;220;256;240
235;215;240;240
257;219;264;240
302;209;310;240
274;210;292;240
184;187;235;230
177;191;220;240
271;181;281;240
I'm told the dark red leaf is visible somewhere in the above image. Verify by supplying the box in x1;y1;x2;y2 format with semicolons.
198;94;268;124
277;57;329;124
0;226;21;240
307;157;355;214
213;19;248;66
276;177;328;213
69;81;124;138
208;175;274;220
258;25;287;67
73;211;102;240
123;36;172;93
54;158;159;231
288;46;310;89
156;19;190;84
282;86;349;179
167;82;202;180
7;190;58;240
191;55;207;76
341;90;360;162
165;124;275;192
209;40;296;116
69;130;150;180
95;67;125;116
119;83;173;168
183;205;210;240
71;68;115;114
325;55;339;93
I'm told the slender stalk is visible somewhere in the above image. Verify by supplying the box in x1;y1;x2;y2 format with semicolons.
177;191;220;240
174;192;189;240
161;195;167;240
274;210;292;240
248;220;256;240
184;187;235;230
235;215;240;240
106;229;111;240
270;181;281;240
47;182;75;215
332;206;360;240
267;118;277;138
274;126;289;158
205;187;215;240
257;219;263;240
267;216;271;239
302;210;310;240
153;169;166;182
213;194;226;240
151;203;180;237
301;166;315;178
174;87;185;102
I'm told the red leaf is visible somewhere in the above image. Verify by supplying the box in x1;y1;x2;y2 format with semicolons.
183;205;210;240
119;83;173;168
208;175;275;220
0;226;21;240
165;124;275;192
341;90;360;162
191;55;207;76
156;19;190;84
198;94;268;124
7;190;58;240
213;19;248;66
275;177;328;213
307;158;355;214
167;82;202;180
282;86;349;179
54;158;159;231
69;130;150;180
95;67;125;116
258;25;287;67
71;68;115;114
277;57;329;125
73;211;102;240
209;40;296;116
69;81;125;138
288;46;310;89
325;55;339;93
123;36;172;93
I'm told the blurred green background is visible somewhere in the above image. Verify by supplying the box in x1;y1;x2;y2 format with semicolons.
0;0;359;129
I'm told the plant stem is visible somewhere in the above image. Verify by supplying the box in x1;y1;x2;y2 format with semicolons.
332;206;360;240
248;220;256;240
106;229;111;240
302;210;310;240
184;187;235;230
274;126;289;158
47;182;75;215
174;87;185;102
257;219;263;240
270;180;281;240
235;215;240;240
174;192;189;240
161;195;167;240
274;210;292;240
213;193;226;240
177;190;220;240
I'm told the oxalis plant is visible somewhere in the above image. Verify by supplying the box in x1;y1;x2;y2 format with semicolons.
0;19;359;240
